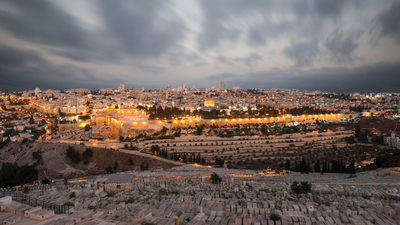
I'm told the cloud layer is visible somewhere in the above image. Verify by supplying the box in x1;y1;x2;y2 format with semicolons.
0;0;399;92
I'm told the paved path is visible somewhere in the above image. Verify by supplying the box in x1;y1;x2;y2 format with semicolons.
118;149;183;166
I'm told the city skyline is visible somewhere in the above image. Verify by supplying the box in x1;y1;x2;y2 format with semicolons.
0;1;400;92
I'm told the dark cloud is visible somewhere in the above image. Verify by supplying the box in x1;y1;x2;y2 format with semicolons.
324;30;362;63
216;53;262;67
98;1;186;59
283;42;319;67
0;44;45;68
0;1;90;49
0;0;186;63
207;61;400;93
0;45;123;91
377;2;400;43
0;0;398;92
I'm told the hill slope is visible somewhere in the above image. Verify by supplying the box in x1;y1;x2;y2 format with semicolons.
0;141;175;180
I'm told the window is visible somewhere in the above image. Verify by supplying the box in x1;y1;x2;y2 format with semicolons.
117;185;121;188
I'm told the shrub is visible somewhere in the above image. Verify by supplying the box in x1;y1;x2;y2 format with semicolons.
105;166;113;173
210;173;222;184
290;181;312;194
69;192;76;199
64;201;74;206
41;178;51;185
140;162;149;171
125;197;135;204
128;157;134;166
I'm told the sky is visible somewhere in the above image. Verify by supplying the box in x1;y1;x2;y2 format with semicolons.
0;0;400;93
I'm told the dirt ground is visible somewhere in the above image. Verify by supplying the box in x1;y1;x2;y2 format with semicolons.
0;141;175;180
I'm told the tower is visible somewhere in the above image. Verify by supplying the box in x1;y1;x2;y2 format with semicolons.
118;84;125;93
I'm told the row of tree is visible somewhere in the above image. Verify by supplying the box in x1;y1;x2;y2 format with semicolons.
286;158;356;174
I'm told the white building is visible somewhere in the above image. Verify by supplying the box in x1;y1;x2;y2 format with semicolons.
118;84;125;93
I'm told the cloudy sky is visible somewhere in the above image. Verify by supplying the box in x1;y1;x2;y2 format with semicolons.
0;0;399;93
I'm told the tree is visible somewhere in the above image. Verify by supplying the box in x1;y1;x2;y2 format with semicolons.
113;162;118;170
41;178;51;185
349;159;356;174
84;124;91;131
355;125;361;138
300;181;312;193
314;160;320;173
29;116;35;124
105;166;113;173
128;157;134;166
140;162;149;170
290;181;301;194
285;159;291;170
291;181;312;194
269;214;281;225
151;145;160;155
210;173;222;184
66;146;80;164
196;126;204;135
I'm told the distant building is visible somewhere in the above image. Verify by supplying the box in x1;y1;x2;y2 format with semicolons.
182;83;186;90
70;88;90;94
211;82;226;91
204;97;215;107
384;131;400;149
34;87;41;96
105;174;135;192
118;84;125;93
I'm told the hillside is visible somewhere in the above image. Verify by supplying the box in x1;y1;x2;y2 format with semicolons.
0;141;175;180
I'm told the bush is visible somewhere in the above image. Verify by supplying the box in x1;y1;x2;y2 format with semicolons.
105;166;113;174
113;162;119;170
84;124;91;131
269;213;281;222
106;192;115;197
290;181;312;194
64;201;74;206
125;197;135;204
41;178;51;185
23;186;29;194
140;162;149;171
128;157;134;166
69;192;76;199
210;173;222;184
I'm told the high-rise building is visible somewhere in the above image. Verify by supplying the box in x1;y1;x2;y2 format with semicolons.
118;84;125;93
220;82;225;90
182;83;186;90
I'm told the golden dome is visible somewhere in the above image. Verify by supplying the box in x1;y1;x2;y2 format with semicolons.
205;97;214;104
204;97;215;107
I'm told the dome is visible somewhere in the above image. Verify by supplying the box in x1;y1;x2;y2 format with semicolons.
204;97;215;107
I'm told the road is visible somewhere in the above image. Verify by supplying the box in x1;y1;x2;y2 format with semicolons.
117;149;183;166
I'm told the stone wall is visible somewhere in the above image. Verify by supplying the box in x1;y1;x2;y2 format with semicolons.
105;182;133;192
